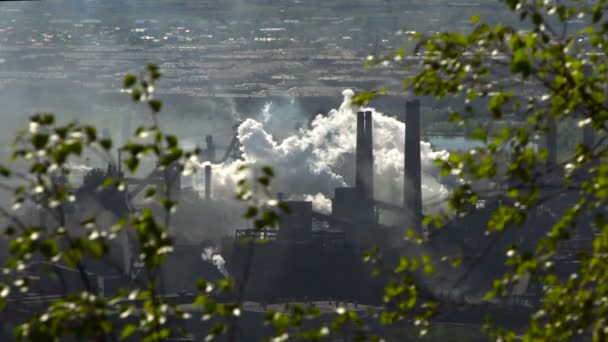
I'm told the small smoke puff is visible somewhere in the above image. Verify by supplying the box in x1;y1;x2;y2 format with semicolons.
290;193;332;214
202;247;229;277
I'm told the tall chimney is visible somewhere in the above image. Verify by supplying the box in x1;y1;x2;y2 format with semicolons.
117;150;122;177
355;111;374;200
205;134;215;162
546;118;558;171
404;100;422;233
123;111;131;147
356;111;365;192
582;125;595;148
364;111;374;199
204;164;212;201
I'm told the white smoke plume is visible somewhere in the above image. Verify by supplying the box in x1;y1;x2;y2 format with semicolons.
201;246;229;278
192;89;450;217
66;162;94;185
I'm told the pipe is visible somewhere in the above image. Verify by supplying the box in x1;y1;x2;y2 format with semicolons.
404;100;422;233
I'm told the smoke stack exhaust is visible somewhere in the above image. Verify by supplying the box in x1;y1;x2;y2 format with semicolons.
204;164;212;201
404;100;422;233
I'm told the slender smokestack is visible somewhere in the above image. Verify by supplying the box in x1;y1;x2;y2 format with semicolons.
404;100;422;233
546;118;557;170
117;150;122;176
204;164;211;201
123;111;131;147
582;124;595;151
205;134;215;162
581;64;595;165
581;117;598;173
356;111;365;191
364;111;374;199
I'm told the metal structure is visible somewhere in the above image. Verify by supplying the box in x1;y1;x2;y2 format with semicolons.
404;100;423;234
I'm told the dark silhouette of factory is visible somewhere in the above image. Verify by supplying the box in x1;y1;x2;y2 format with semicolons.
59;98;594;306
1;98;598;342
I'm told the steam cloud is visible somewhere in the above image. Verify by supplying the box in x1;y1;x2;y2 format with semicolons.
201;246;229;278
191;89;450;216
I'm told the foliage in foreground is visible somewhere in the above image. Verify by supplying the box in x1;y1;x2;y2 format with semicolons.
358;0;608;340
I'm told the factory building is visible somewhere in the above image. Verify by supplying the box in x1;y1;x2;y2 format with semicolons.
226;100;426;303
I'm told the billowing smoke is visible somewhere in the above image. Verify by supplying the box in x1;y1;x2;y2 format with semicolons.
201;246;229;278
192;89;450;216
66;162;94;185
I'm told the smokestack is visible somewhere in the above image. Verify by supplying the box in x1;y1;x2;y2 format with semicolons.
205;134;215;162
404;100;422;233
356;111;365;192
583;125;594;148
204;164;211;201
583;122;600;172
117;150;122;177
546;118;557;170
364;111;374;199
123;111;131;147
355;111;374;200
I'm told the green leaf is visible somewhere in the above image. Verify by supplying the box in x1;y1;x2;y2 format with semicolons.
124;74;137;88
132;88;142;102
144;187;156;199
471;127;487;142
121;324;137;339
511;48;531;78
99;139;112;150
125;157;139;172
63;249;82;269
353;90;376;106
0;166;10;177
84;126;97;141
4;227;15;236
146;64;159;73
165;135;177;148
262;166;274;177
30;134;49;149
148;99;162;113
245;206;258;219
